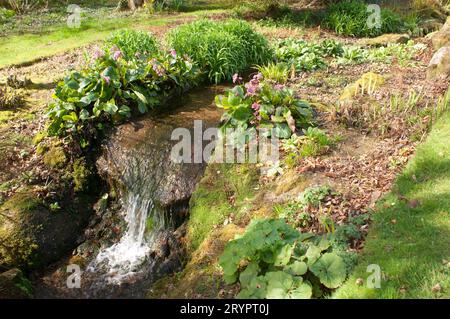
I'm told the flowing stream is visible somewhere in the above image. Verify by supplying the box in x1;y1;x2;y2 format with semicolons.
83;85;224;293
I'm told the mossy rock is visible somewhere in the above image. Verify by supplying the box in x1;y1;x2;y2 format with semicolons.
72;158;93;192
0;188;94;270
431;16;450;49
363;33;410;47
0;268;33;299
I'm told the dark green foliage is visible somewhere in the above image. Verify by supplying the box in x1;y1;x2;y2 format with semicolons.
105;29;159;61
322;0;404;37
219;218;348;299
168;19;273;83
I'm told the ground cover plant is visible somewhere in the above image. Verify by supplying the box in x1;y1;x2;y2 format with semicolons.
219;218;349;299
275;38;344;72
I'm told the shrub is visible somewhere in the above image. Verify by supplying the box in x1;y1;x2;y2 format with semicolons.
219;218;348;298
322;0;404;37
168;19;273;83
46;46;200;147
105;29;159;61
215;73;313;139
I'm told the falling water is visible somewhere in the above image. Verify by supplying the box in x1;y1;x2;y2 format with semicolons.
89;193;156;284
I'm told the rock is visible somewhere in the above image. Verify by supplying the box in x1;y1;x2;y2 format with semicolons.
0;189;94;270
363;34;410;46
427;46;450;79
0;268;33;298
96;89;222;209
430;16;450;49
421;19;444;35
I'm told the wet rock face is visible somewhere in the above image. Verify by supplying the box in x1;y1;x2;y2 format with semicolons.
96;88;223;210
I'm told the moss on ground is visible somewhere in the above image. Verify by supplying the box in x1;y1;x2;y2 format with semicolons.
43;143;67;168
186;163;260;252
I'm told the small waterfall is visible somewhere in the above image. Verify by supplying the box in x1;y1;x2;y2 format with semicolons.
85;86;223;289
88;193;156;284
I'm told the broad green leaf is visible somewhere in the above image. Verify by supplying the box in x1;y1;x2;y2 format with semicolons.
265;271;294;299
284;261;308;276
79;109;90;121
237;276;267;299
309;252;346;289
273;123;292;139
274;244;293;266
305;245;321;266
288;281;312;299
239;262;259;288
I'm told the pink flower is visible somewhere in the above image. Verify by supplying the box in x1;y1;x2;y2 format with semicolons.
251;102;260;111
152;62;165;77
274;84;285;91
102;75;111;85
113;50;122;61
92;47;104;60
254;72;263;81
170;49;177;58
232;73;242;84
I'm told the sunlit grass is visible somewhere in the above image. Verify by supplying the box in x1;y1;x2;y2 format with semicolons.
0;9;227;68
334;108;450;299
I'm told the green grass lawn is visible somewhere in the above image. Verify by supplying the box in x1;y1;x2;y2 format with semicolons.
335;109;450;299
0;9;226;68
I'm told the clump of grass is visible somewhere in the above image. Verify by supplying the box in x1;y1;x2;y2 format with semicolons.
0;86;24;110
256;62;289;83
322;0;405;37
105;29;159;60
334;86;449;139
168;19;273;83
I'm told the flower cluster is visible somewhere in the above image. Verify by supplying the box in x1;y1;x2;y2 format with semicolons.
244;73;263;97
151;58;166;77
215;73;313;139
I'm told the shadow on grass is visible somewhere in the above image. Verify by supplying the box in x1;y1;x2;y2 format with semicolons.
334;110;450;299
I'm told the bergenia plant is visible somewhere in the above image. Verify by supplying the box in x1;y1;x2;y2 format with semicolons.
46;48;200;147
215;73;313;138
